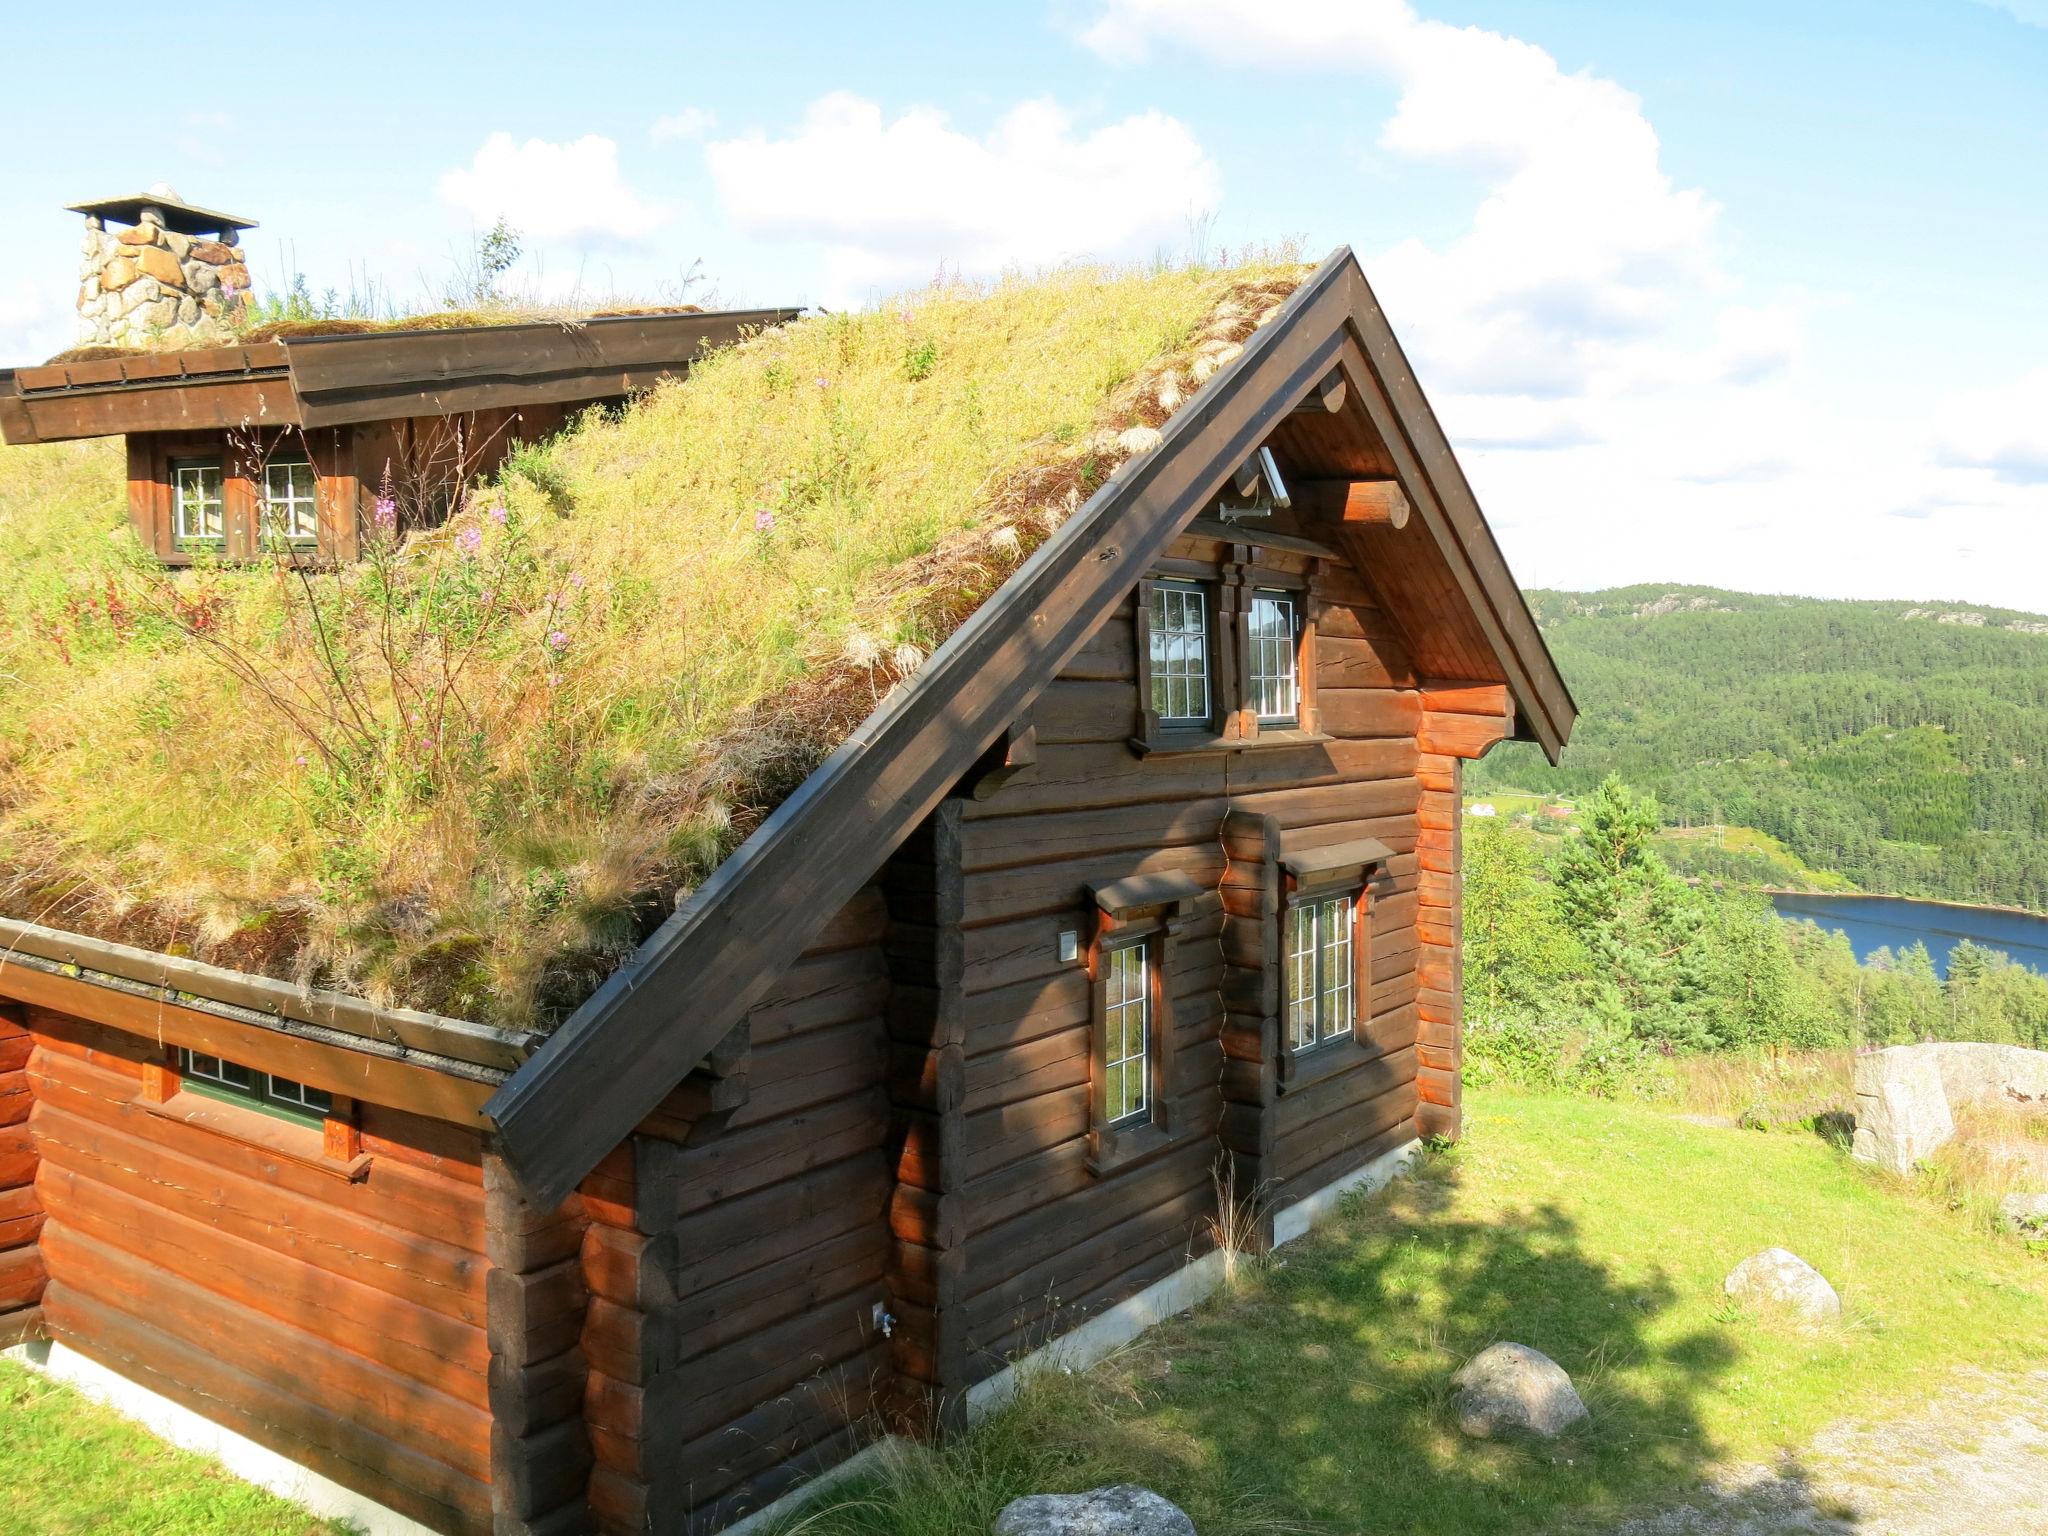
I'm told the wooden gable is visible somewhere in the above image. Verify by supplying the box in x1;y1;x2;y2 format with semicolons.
487;247;1576;1207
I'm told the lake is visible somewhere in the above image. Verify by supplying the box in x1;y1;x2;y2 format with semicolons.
1769;891;2048;978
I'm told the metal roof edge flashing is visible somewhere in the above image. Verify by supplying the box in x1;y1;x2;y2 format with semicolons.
0;914;536;1075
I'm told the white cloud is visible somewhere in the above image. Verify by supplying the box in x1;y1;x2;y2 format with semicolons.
0;277;67;364
438;133;670;244
1973;0;2048;29
704;93;1219;300
651;107;716;144
1935;369;2048;484
1075;1;2048;611
1083;0;1718;402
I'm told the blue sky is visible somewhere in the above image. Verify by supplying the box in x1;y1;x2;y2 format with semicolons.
5;1;2044;608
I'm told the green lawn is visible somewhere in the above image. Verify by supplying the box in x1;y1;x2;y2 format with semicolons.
5;1093;2044;1535
0;1358;354;1536
777;1090;2048;1535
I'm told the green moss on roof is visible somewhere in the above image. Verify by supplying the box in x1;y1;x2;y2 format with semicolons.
0;257;1312;1025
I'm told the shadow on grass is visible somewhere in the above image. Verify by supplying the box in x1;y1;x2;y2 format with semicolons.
1062;1155;1864;1536
770;1147;1872;1536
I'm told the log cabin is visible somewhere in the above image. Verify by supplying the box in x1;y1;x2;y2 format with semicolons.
0;188;795;568
0;247;1573;1535
0;307;796;565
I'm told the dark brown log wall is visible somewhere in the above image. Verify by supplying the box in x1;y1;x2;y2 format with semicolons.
486;1147;594;1536
0;1002;42;1346
583;892;895;1535
23;1006;495;1535
953;529;1430;1379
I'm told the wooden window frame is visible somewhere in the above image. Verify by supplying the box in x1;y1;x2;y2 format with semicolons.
1086;871;1207;1175
1137;576;1216;735
135;428;358;566
259;452;321;551
1272;838;1387;1092
139;1045;368;1177
1283;886;1364;1053
1246;587;1303;727
1131;551;1321;755
170;456;226;553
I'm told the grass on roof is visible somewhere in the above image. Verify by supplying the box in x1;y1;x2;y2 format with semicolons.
0;256;1311;1025
40;304;711;362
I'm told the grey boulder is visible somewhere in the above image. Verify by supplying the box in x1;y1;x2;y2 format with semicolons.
993;1485;1196;1536
1451;1341;1589;1439
1999;1192;2048;1231
1724;1247;1841;1323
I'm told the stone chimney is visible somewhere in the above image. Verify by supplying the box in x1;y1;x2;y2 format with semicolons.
71;183;258;349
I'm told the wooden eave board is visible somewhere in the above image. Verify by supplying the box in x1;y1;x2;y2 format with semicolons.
285;307;798;428
3;344;299;443
0;309;798;444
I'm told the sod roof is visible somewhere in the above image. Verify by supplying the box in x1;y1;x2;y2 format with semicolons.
0;258;1314;1028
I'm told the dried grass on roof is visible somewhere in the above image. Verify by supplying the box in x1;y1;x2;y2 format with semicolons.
39;304;710;362
0;255;1311;1025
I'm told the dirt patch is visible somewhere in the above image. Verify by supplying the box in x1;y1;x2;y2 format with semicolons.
1609;1367;2048;1535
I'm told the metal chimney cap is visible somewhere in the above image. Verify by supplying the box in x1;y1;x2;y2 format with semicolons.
66;192;257;238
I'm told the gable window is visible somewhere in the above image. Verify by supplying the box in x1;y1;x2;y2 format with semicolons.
1148;581;1211;725
1247;590;1299;723
262;455;320;548
173;460;225;549
1132;555;1318;754
181;1049;333;1127
1286;894;1355;1051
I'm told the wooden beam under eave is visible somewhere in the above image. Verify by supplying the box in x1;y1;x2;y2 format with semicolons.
1340;479;1410;529
1287;366;1347;417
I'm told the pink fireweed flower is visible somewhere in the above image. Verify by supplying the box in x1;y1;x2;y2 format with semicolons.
815;376;830;389
487;502;509;526
568;572;585;590
755;509;775;531
547;630;569;651
458;525;483;554
372;495;397;533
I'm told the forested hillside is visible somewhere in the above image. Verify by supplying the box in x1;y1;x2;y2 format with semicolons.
1473;586;2048;911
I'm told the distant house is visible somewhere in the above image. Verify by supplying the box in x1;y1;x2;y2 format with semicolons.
1467;802;1498;817
0;189;791;564
0;248;1574;1535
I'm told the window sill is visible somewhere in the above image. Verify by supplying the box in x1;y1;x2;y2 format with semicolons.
137;1091;371;1182
1087;1118;1181;1177
1277;1032;1366;1095
1128;728;1333;758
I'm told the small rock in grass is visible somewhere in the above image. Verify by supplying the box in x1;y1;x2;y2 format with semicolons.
1451;1341;1589;1440
1999;1192;2048;1231
993;1484;1196;1536
1724;1247;1841;1323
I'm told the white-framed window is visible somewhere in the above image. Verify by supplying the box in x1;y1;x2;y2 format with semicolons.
173;460;225;548
262;455;319;547
1286;894;1355;1051
182;1049;334;1125
1101;941;1151;1125
1248;590;1299;723
1148;581;1211;724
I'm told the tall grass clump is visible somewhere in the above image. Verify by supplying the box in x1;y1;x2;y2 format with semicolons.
0;257;1310;1025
